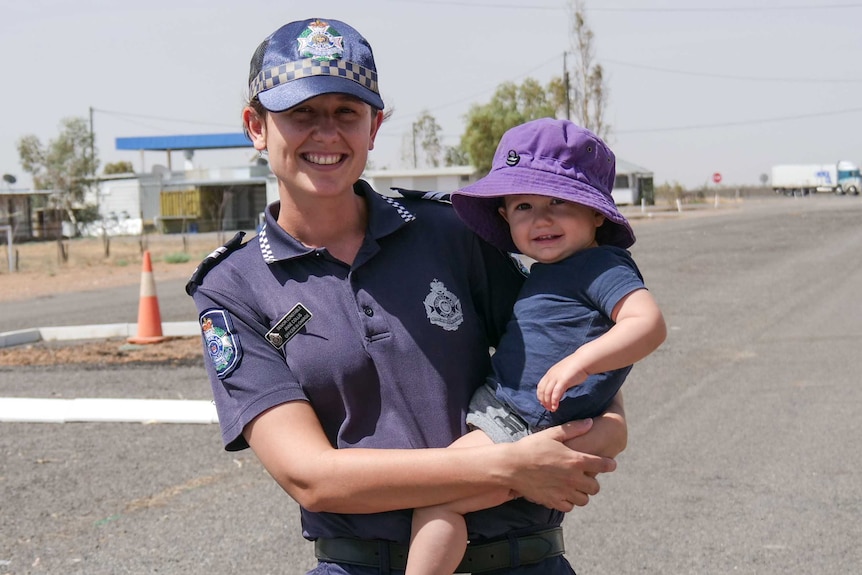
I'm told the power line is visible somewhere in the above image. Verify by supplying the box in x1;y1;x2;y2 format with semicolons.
382;54;561;133
391;0;862;11
602;58;862;84
616;106;862;134
591;3;862;12
389;0;559;10
91;72;862;143
92;108;237;130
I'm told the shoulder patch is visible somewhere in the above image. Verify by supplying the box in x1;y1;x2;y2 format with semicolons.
391;188;451;204
185;231;246;295
199;309;242;379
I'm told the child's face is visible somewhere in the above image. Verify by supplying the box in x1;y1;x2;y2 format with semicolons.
498;194;605;264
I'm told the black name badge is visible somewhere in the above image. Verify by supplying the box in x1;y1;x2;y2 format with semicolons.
266;303;313;349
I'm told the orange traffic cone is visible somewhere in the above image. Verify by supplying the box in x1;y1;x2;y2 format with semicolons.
128;250;165;344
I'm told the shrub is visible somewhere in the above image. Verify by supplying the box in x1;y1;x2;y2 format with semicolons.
163;252;191;264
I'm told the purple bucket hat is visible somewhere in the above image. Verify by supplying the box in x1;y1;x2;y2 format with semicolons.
248;18;384;112
451;118;635;252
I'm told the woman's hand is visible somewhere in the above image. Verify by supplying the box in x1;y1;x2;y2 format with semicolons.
506;419;616;511
244;396;625;515
246;401;607;515
564;392;628;459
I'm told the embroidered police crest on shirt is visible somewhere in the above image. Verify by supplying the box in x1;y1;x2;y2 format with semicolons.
200;309;242;379
297;20;344;61
423;279;463;331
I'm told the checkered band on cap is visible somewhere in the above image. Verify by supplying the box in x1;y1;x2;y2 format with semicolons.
250;58;379;102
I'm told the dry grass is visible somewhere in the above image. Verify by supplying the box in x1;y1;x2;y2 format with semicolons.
0;232;233;303
0;336;204;366
0;232;232;364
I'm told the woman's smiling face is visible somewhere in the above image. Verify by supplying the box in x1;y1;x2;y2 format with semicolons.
260;93;382;199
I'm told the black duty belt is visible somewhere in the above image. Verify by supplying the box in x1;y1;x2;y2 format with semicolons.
314;526;564;573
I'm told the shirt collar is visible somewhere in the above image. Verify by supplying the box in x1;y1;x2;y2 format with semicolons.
257;179;416;264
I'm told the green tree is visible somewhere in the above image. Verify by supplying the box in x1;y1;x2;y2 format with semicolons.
443;145;470;167
654;181;687;207
17;117;99;237
404;110;444;168
103;161;134;175
567;0;610;138
458;2;610;173
460;78;558;174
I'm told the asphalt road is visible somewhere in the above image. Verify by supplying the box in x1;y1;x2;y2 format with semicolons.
2;196;861;574
0;277;199;333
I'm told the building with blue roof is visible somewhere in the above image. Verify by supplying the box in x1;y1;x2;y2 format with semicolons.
3;131;653;240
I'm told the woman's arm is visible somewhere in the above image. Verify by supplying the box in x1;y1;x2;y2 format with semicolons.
244;400;616;514
564;392;627;459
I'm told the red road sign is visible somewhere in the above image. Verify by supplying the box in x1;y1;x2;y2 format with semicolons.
712;172;722;184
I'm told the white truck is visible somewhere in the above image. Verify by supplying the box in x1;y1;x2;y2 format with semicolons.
771;161;861;196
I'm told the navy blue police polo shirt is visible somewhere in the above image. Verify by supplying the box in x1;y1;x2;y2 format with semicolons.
187;180;567;548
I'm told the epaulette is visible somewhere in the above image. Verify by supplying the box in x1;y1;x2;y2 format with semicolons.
185;231;247;295
391;188;451;204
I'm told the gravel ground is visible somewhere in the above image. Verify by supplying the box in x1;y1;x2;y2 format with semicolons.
0;232;228;304
4;199;861;574
0;337;203;367
0;233;220;366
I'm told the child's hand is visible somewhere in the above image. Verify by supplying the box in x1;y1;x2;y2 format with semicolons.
537;356;589;412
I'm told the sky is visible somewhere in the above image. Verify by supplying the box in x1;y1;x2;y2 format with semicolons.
2;0;861;191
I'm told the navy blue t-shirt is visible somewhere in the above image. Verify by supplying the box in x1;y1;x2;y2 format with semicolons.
188;182;569;553
491;247;646;429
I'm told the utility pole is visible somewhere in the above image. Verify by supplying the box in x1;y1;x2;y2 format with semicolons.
563;51;571;121
90;106;109;255
89;106;96;176
412;122;418;169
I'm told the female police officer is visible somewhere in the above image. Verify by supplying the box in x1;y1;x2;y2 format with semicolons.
186;17;626;575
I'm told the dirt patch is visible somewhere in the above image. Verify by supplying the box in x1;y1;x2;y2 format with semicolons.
0;233;234;366
0;232;233;303
0;336;205;367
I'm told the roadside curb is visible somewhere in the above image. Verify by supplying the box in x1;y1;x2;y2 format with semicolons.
0;321;200;349
0;321;214;425
0;397;217;424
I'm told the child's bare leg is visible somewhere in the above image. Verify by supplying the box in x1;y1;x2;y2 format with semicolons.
406;430;513;575
406;504;468;575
